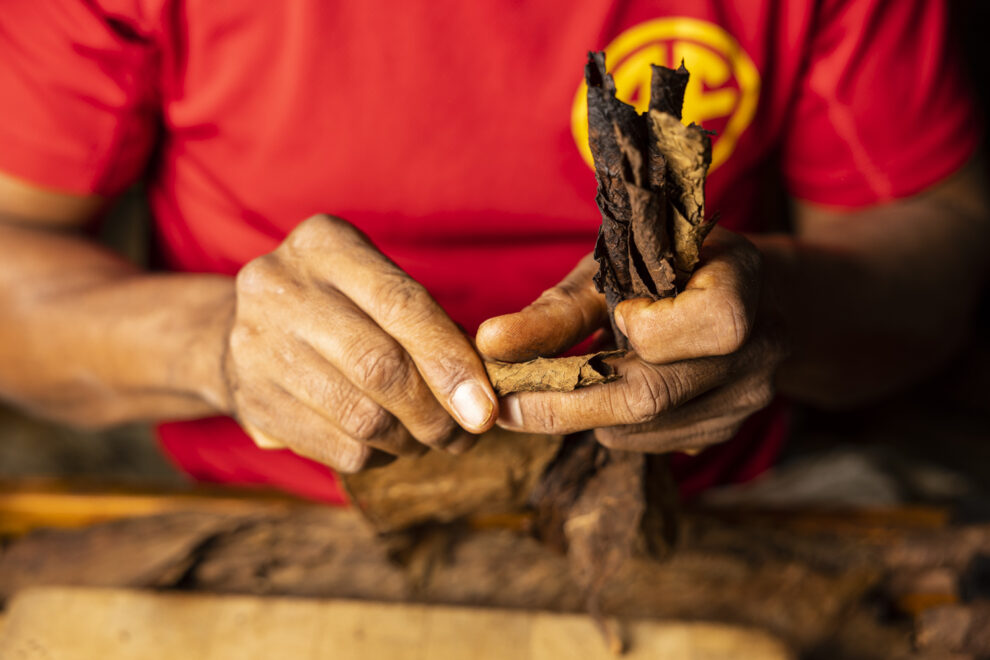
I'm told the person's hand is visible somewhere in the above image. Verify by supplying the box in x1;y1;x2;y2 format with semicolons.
476;227;788;454
221;214;498;472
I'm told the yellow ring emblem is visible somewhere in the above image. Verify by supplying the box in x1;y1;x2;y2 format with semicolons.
571;18;760;172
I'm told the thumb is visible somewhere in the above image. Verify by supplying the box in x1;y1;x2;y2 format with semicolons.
476;254;607;362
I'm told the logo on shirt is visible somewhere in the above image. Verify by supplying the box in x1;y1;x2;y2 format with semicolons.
572;17;760;172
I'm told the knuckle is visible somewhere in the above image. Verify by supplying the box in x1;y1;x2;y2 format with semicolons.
663;425;736;454
292;213;332;241
446;434;476;456
629;331;664;364
682;427;737;450
742;379;775;411
227;324;256;357
625;391;660;424
539;284;579;307
285;214;356;256
621;366;682;421
538;283;597;330
525;397;560;433
300;213;335;231
373;273;434;324
343;402;394;442
618;373;663;423
654;368;688;409
709;293;750;355
622;308;666;364
333;443;374;474
350;344;410;394
707;424;741;445
236;254;280;296
233;385;270;421
417;415;459;447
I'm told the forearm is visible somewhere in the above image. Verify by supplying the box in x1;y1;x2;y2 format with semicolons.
0;223;233;427
756;162;990;407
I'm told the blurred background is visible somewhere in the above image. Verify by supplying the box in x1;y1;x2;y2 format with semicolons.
1;0;989;511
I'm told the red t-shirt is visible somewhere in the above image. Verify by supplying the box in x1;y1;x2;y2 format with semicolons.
0;0;979;504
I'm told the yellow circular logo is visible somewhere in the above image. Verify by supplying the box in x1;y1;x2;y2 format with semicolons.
571;17;760;172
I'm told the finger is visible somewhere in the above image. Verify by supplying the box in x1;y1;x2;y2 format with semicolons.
598;411;747;454
239;385;378;473
476;253;607;362
228;308;428;456
294;216;497;434
495;353;732;435
446;432;479;455
297;289;468;450
247;417;397;466
276;348;426;457
243;423;287;450
594;371;775;453
614;229;762;364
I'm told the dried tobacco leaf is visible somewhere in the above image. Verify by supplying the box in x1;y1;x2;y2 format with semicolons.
648;63;690;117
587;52;713;327
565;449;647;654
529;52;713;652
527;433;604;554
341;428;563;534
484;351;621;396
586;52;676;348
339;53;713;657
649;108;714;283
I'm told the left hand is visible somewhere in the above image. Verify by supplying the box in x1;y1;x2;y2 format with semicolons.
476;227;789;454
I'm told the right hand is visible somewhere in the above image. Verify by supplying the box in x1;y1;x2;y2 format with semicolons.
220;214;498;472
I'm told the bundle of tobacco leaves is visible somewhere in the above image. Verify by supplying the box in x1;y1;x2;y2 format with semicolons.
525;52;715;653
343;51;714;655
587;51;714;336
483;54;713;394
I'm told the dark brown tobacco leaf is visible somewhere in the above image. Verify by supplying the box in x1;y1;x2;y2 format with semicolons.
587;52;654;347
527;434;604;554
535;51;712;653
544;443;679;654
335;52;712;657
564;449;646;592
586;52;681;350
648;62;690;119
484;351;622;396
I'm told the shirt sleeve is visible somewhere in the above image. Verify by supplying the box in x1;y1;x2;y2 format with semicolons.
782;0;982;207
0;0;160;196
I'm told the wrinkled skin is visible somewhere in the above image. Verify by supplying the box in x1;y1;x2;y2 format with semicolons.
225;214;498;471
0;161;987;472
478;227;786;453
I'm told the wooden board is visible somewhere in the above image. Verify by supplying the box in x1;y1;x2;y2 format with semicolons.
0;587;793;660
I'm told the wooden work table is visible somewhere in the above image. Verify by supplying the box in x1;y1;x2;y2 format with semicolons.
0;480;988;658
